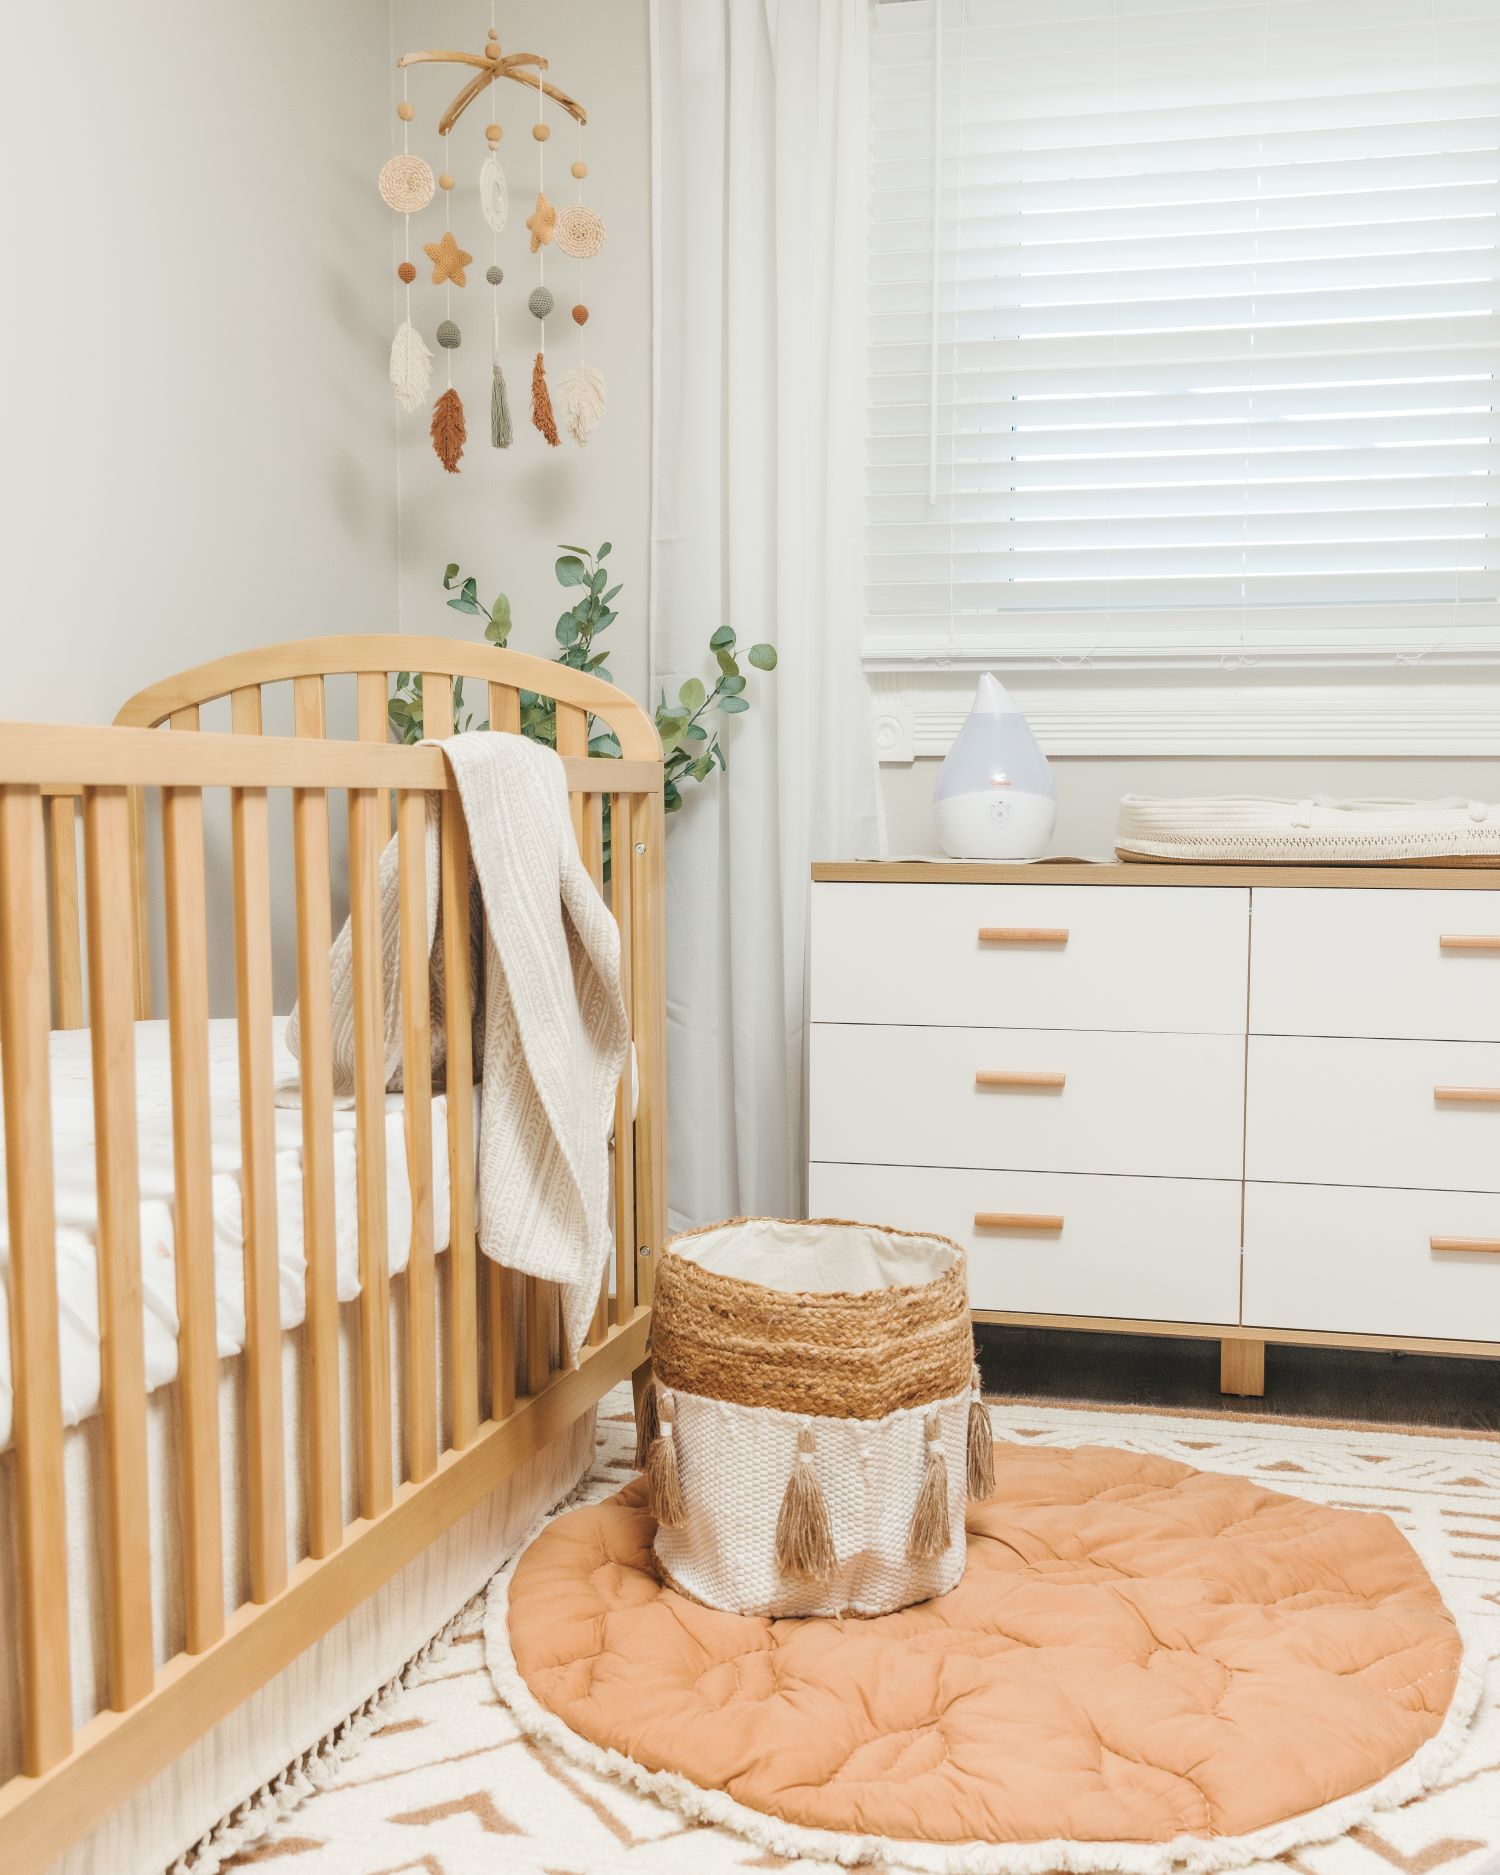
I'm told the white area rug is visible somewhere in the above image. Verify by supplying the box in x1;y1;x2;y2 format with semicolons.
217;1391;1500;1875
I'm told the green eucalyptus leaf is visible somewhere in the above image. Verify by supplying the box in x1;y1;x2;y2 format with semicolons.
602;583;623;604
590;568;607;595
663;779;682;812
719;694;749;713
709;626;735;651
690;754;715;781
442;563;460;587
748;643;778;671
679;676;706;711
555;555;589;587
589;731;622;758
558;542;589;555
685;721;708;741
715;649;741;678
719;673;747;695
490;592;511;629
556;614;581;644
598;541;612;560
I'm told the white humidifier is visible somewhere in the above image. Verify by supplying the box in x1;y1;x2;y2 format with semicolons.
933;674;1056;860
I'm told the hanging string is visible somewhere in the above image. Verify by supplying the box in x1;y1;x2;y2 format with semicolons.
536;79;546;354
443;130;453;388
402;67;412;326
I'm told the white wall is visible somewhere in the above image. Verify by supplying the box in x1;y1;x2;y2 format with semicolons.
388;0;653;703
4;1;397;726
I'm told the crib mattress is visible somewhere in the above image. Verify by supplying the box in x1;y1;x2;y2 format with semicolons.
0;1017;457;1450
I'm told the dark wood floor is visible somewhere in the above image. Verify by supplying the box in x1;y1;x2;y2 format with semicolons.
976;1324;1500;1434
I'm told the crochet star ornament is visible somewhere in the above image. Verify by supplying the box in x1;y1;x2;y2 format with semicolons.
424;229;473;287
526;191;557;253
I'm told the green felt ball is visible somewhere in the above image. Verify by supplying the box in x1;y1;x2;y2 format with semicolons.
486;264;504;286
527;286;555;320
436;319;462;349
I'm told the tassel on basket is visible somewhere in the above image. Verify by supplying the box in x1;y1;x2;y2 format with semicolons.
430;387;466;473
645;1388;686;1529
634;1376;660;1470
531;351;560;447
775;1425;837;1584
907;1409;952;1561
967;1362;995;1501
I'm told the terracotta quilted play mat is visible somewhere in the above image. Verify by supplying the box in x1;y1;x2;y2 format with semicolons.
488;1439;1484;1874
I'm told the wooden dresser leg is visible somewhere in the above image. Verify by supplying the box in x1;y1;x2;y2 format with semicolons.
1220;1338;1266;1397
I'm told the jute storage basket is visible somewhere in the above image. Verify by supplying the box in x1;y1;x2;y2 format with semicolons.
639;1217;993;1618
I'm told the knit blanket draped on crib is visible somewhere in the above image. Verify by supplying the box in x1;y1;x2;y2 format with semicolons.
284;732;628;1361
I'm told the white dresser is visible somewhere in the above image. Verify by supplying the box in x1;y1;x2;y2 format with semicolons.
807;862;1500;1395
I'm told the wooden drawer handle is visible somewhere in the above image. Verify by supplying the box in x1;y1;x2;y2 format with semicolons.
975;1211;1064;1233
1430;1235;1500;1255
1434;1085;1500;1104
978;926;1069;946
1440;934;1500;951
975;1069;1066;1089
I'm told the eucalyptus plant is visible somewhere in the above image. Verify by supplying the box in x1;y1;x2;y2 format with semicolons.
387;543;777;820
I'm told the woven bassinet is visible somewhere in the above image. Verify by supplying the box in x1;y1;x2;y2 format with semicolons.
639;1217;992;1618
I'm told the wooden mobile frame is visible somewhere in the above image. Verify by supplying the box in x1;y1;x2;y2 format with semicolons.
397;34;588;136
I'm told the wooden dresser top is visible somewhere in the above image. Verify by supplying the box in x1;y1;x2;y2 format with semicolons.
812;860;1500;890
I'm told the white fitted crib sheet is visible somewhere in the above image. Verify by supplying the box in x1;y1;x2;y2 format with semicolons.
0;1018;457;1450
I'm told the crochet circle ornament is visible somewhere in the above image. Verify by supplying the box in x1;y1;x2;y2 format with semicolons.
378;153;435;213
554;202;605;259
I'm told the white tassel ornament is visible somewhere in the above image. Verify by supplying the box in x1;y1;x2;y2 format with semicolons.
558;362;606;447
388;319;433;413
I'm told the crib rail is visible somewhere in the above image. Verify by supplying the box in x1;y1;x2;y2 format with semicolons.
0;702;664;1872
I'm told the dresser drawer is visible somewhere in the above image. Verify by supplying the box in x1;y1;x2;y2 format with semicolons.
1250;887;1500;1042
1245;1181;1500;1341
1246;1035;1500;1192
809;1162;1242;1325
809;1024;1245;1179
810;883;1249;1033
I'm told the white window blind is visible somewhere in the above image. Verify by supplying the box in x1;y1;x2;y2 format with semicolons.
868;0;1500;668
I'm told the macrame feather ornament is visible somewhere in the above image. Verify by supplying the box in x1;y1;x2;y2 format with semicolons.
431;386;466;472
558;362;606;447
389;319;432;413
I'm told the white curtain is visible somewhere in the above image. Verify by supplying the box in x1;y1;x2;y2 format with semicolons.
649;0;884;1230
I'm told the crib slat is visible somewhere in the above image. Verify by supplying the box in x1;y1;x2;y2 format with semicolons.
348;778;393;1517
357;671;387;742
169;705;201;730
423;672;454;739
488;683;521;734
611;794;637;1326
398;790;437;1483
555;703;588;851
129;785;151;1020
230;686;263;735
231;783;287;1601
161;785;225;1649
488;1263;516;1419
46;793;84;1029
441;794;478;1447
0;786;72;1773
631;791;668;1308
524;1277;551;1395
83;787;155;1710
292;676;340;1556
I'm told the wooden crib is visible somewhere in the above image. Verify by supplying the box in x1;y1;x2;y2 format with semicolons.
0;637;665;1873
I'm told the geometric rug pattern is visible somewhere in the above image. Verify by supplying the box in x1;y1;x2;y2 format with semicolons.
221;1389;1500;1875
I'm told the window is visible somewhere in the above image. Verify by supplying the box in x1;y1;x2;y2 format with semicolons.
867;0;1500;682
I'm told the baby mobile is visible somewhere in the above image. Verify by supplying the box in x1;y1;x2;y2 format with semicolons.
381;23;605;473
